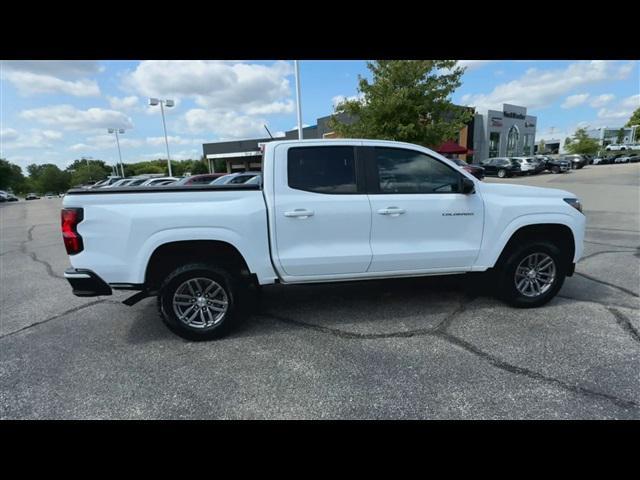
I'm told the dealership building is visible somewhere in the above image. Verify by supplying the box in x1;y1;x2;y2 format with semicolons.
202;103;536;171
585;126;638;146
471;104;537;161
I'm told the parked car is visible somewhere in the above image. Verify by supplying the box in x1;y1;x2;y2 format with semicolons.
591;156;608;165
614;155;632;164
513;156;545;174
244;174;262;185
480;157;522;178
628;154;640;163
510;157;537;175
211;172;261;185
536;156;570;173
45;192;54;199
61;139;585;340
561;154;588;169
451;159;485;180
175;173;228;186
605;144;631;151
6;193;19;202
25;193;40;200
139;177;181;187
89;176;123;189
0;191;7;202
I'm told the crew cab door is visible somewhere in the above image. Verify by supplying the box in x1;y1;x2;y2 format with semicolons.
271;144;372;277
363;146;484;272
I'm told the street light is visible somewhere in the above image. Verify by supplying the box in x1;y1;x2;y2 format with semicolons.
107;128;126;177
294;61;303;140
149;97;175;176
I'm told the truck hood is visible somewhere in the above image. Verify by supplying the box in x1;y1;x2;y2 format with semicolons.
478;182;576;199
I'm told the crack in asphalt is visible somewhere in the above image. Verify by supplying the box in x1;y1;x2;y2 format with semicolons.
586;226;640;234
18;225;64;280
574;272;639;298
433;331;639;411
584;240;640;249
0;298;120;340
557;294;635;311
258;295;639;412
257;296;474;340
606;307;640;345
579;250;636;262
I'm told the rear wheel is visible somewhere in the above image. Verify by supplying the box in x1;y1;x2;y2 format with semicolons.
551;166;560;174
497;169;507;178
158;263;239;340
496;240;566;308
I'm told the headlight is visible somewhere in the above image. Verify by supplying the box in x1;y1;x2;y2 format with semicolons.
564;198;583;213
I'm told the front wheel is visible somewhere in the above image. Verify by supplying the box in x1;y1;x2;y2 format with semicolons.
497;241;567;308
497;169;507;178
551;166;560;174
158;263;238;340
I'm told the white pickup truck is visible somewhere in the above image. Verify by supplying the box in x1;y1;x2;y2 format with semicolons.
62;139;585;340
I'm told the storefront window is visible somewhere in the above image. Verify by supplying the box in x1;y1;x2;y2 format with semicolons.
489;132;500;157
523;134;532;155
506;125;519;156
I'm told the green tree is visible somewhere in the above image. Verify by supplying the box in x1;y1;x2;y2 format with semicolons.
625;107;640;142
564;128;600;155
328;60;472;147
537;139;546;154
25;163;71;193
0;158;26;192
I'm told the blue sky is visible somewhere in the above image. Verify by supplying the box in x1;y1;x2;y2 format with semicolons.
1;60;638;172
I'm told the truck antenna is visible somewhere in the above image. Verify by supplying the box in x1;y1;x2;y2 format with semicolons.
264;124;275;140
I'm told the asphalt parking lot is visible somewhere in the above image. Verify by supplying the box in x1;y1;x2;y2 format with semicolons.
1;163;639;419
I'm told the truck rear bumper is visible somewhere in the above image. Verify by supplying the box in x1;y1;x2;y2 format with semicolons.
64;268;112;297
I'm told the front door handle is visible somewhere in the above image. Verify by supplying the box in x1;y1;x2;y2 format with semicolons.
377;207;406;217
284;209;315;218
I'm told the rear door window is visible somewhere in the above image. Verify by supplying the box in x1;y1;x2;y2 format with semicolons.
288;146;357;194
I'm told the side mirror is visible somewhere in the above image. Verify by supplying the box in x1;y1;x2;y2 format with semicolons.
461;177;475;194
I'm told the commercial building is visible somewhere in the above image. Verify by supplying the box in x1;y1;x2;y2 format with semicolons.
585;126;638;146
472;104;537;162
202;113;354;173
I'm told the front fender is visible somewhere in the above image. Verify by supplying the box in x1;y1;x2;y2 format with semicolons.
473;212;585;270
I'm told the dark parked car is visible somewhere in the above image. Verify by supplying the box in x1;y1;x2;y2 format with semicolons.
628;154;640;163
480;157;522;178
174;173;228;186
536;155;570;173
6;193;19;202
561;154;588;169
25;193;40;200
451;158;485;180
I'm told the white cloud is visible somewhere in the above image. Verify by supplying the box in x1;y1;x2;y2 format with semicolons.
457;60;496;71
244;100;294;115
107;95;139;110
146;135;205;146
561;93;589;109
589;94;615;108
182;108;266;139
2;71;100;97
123;60;293;113
460;61;634;112
1;60;102;78
620;94;640;109
1;128;63;149
20;105;133;131
597;94;640;121
1;61;102;97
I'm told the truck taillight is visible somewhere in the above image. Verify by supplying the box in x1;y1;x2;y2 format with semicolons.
61;208;84;255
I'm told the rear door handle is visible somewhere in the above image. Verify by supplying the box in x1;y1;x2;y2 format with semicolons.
377;207;406;217
284;209;314;218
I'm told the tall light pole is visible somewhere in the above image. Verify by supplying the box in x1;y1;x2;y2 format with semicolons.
107;128;126;177
149;98;175;176
294;61;303;140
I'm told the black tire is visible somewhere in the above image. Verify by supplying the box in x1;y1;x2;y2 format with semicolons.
157;263;239;341
497;169;507;178
551;166;560;174
496;240;567;308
